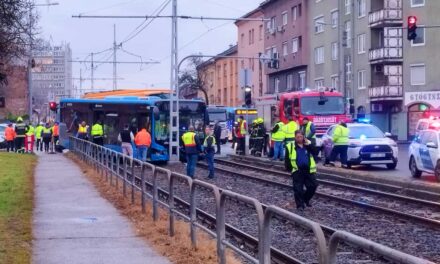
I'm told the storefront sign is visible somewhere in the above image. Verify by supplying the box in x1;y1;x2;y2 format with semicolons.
405;91;440;109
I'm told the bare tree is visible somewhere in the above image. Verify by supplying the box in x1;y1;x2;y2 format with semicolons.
0;0;38;83
178;56;210;104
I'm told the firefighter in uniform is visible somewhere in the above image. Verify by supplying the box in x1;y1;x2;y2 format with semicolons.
253;118;266;157
271;119;285;161
14;117;27;152
182;126;201;178
249;119;258;156
285;130;318;210
25;123;35;153
91;120;104;146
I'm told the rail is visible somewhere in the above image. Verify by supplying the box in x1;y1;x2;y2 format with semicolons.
69;137;434;264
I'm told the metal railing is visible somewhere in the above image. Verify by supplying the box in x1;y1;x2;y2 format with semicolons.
368;8;403;26
369;85;403;99
369;47;403;61
69;137;434;264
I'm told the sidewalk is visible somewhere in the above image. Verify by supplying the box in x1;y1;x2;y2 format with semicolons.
32;153;170;264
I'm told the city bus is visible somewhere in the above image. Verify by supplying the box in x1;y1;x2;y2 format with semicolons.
58;96;208;162
226;107;258;140
206;106;228;143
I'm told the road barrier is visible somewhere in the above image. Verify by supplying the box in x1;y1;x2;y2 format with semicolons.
70;137;434;264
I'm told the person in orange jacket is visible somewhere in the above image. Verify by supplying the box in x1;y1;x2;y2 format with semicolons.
52;122;60;147
134;127;151;162
5;123;16;152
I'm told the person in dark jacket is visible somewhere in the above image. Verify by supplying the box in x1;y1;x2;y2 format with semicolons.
285;130;318;210
181;126;201;178
213;120;222;154
14;116;27;152
42;123;53;153
204;127;216;179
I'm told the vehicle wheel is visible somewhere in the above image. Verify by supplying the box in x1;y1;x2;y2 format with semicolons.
386;162;397;170
409;156;422;178
435;161;440;182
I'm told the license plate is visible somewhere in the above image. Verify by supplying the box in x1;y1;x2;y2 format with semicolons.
371;153;386;158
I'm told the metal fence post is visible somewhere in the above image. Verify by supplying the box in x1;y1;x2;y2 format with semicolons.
123;157;127;198
131;159;136;204
140;163;146;213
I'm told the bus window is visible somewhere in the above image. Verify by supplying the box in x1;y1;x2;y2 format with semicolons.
154;112;169;142
103;113;119;145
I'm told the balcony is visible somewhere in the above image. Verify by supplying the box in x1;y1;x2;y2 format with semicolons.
369;9;402;28
369;47;402;64
369;86;403;101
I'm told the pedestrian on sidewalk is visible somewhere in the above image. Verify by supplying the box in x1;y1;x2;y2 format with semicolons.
5;123;16;152
134;126;151;162
182;126;201;178
14;116;26;152
42;123;53;153
204;127;216;179
285;130;318;210
118;124;134;157
213;120;222;154
35;123;44;152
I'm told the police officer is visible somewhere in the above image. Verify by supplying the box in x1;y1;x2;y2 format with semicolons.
42;123;53;153
285;130;318;210
301;117;317;160
204;127;216;179
91;120;104;146
35;123;44;151
329;121;349;168
271;118;285;161
14;117;27;152
284;117;298;143
182;126;201;178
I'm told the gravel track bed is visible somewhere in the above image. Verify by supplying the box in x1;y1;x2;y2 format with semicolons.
216;159;440;221
160;162;440;264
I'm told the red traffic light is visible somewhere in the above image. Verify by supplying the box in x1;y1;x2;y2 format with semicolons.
408;16;417;28
49;101;57;111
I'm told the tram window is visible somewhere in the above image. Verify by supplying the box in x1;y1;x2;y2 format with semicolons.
154;112;170;142
103;113;119;145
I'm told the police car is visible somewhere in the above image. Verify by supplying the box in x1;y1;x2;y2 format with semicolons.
322;122;398;169
409;129;440;181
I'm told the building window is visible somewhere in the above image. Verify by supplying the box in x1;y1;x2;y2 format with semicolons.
358;70;366;89
282;42;288;56
315;79;325;89
299;71;306;89
346;55;352;82
314;46;325;64
292;38;299;53
357;0;366;18
267;16;276;31
259;25;263;40
292;6;298;21
282;11;288;26
314;16;325;34
345;0;351;14
287;74;294;90
411;27;425;46
358;33;366;54
331;42;338;60
331;75;339;89
271;46;277;58
345;21;351;48
411;0;425;7
410;64;426;85
241;33;245;47
274;77;280;93
331;10;338;28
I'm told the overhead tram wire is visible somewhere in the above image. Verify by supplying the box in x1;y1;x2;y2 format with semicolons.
73;14;269;22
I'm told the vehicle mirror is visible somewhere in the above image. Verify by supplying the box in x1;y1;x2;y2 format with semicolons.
427;142;438;149
384;132;392;137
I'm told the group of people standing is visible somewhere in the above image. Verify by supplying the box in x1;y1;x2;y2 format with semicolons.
4;117;59;154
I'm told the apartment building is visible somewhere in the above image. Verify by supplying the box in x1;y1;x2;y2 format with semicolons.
32;43;72;118
197;45;239;107
260;0;309;94
235;7;267;100
0;63;28;118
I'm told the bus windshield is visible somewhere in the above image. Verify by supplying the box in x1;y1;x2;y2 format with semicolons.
301;96;345;115
208;111;227;122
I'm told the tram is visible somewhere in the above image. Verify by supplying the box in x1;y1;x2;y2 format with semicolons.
58;96;208;162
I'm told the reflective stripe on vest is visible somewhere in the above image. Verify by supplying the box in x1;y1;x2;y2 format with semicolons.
305;122;316;139
203;135;216;147
286;142;317;174
272;122;285;142
182;132;196;147
91;124;103;136
240;121;247;135
284;121;298;139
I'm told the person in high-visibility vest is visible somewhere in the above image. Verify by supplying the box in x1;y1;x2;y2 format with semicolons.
91;120;104;146
301;117;317;160
329;121;350;168
24;122;35;153
5;123;16;152
235;116;247;155
283;118;298;142
14;117;27;152
271;119;285;161
203;127;216;179
134;126;151;162
181;126;201;178
42;123;53;153
77;121;89;140
52;122;60;149
35;123;44;152
285;130;318;210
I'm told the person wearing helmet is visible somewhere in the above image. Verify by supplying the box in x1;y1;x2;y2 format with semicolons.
14;117;27;152
24;121;35;153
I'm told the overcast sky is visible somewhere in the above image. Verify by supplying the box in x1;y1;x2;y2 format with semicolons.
37;0;262;92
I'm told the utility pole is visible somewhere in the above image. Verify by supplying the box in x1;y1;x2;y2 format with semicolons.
91;52;95;91
79;69;83;98
169;0;179;162
113;24;118;91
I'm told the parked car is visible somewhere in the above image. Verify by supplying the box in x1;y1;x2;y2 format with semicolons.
322;123;398;169
408;129;440;181
0;124;7;149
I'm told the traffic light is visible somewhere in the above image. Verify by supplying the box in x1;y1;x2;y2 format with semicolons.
49;101;57;112
407;16;417;41
244;87;252;107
